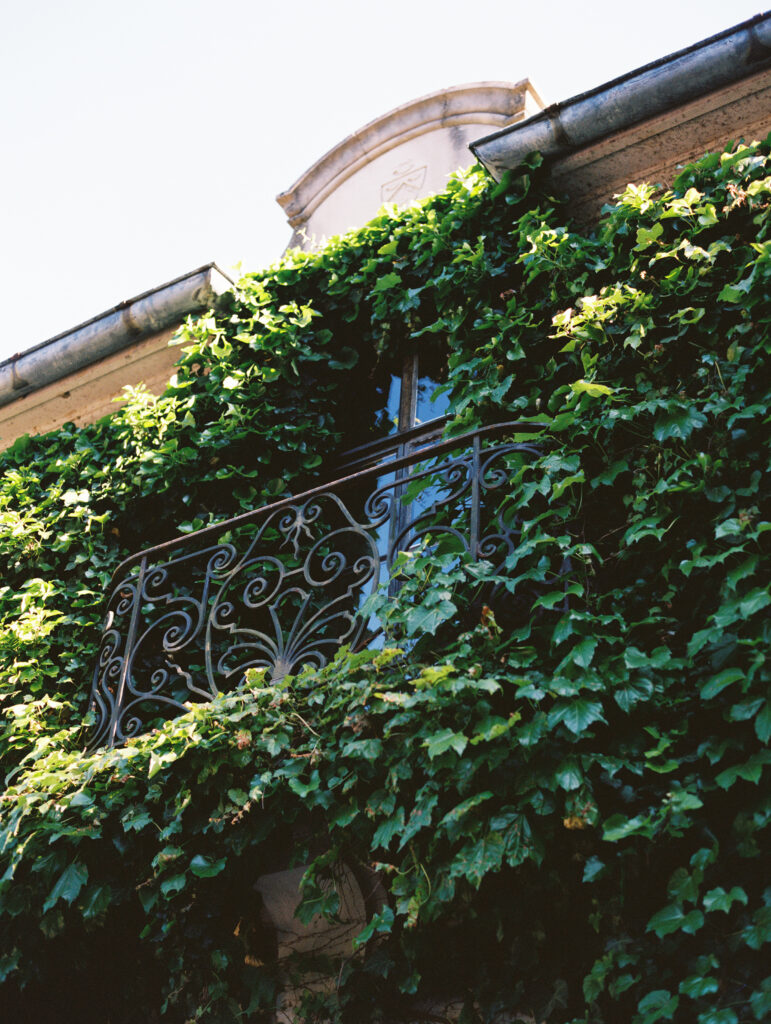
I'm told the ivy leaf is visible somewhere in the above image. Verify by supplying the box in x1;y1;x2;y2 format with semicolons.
404;599;457;636
372;272;402;292
571;379;613;397
450;832;505;888
696;1011;738;1024
614;677;654;711
353;906;394;949
372;807;405;849
668;867;699;903
679;974;719;998
603;813;654;842
700;668;744;700
554;761;582;791
653;406;707;442
742;906;771;950
718;281;751;302
749;978;771;1021
637;989;679;1022
741;587;770;618
190;855;227;878
160;874;187;897
549;698;606;735
635;221;663;250
571;637;597;668
81;884;112;920
623;515;675;546
121;806;153;833
424;729;467;759
703;886;748;914
43;862;89;913
647;903;704;937
399;789;440;848
755;701;771;744
583;856;605;882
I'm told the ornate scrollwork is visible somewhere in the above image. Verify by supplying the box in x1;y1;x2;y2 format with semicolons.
87;424;543;748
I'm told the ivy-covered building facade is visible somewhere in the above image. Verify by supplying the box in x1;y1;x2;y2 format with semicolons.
0;14;769;1024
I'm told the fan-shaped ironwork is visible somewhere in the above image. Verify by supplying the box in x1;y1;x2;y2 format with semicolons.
88;423;543;749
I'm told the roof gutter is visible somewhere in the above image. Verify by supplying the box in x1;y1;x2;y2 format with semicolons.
470;12;771;178
0;263;233;409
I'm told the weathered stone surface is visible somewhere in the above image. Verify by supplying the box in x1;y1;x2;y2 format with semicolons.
277;82;544;250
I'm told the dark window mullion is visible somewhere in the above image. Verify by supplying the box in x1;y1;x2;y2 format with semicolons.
398;353;419;432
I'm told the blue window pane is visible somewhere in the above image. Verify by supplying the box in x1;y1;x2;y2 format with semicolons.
415;375;449;426
372;373;401;436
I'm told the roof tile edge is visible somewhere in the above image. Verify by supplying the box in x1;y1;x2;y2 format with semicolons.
0;263;234;408
470;12;771;178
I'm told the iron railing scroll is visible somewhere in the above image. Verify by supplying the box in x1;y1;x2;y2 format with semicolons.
88;422;543;749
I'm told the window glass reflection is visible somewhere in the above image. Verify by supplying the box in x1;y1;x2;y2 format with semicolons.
415;375;450;426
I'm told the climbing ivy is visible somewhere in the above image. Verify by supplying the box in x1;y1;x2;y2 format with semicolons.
0;141;769;1023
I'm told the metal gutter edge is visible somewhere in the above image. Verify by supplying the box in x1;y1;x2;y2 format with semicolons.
469;11;771;178
0;263;233;409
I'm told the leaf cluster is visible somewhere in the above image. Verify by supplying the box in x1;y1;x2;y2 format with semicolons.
0;143;769;1022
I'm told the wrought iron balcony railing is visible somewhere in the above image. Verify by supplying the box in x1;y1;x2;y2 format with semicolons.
88;422;543;749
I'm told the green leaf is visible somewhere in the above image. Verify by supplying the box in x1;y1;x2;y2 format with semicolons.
634;221;664;250
741;587;770;618
554;761;582;791
718;282;750;302
372;807;405;849
700;668;744;700
148;750;179;779
353;906;394;948
696;1011;737;1024
190;855;227;878
404;598;457;636
571;379;613;397
439;791;493;833
583;856;605;882
637;988;678;1021
160;873;187;897
288;769;321;798
450;832;505;888
424;729;468;759
749;977;771;1021
679;974;719;999
572;637;597;668
121;806;153;833
0;951;20;984
756;701;771;744
614;677;654;711
81;884;112;920
647;903;704;937
603;813;653;841
703;886;748;914
549;698;606;735
668;866;699;903
743;906;771;950
653;406;707;442
43;862;89;913
372;272;402;292
399;791;440;848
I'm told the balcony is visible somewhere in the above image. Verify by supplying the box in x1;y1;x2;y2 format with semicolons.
88;422;543;749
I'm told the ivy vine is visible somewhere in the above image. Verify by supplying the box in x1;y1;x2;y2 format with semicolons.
0;141;769;1023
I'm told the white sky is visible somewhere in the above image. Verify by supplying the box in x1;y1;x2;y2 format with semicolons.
1;0;766;360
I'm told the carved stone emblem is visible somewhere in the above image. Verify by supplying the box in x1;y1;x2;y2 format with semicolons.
380;161;428;204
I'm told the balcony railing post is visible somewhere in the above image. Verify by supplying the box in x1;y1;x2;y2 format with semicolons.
470;434;481;558
109;555;147;747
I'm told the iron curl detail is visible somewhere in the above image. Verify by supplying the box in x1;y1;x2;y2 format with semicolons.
86;424;545;749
